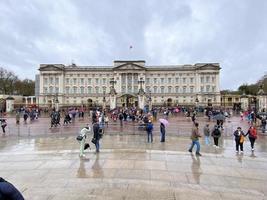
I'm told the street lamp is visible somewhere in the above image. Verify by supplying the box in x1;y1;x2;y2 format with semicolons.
103;86;106;110
138;77;145;91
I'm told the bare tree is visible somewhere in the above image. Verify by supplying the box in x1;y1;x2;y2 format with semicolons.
0;67;18;95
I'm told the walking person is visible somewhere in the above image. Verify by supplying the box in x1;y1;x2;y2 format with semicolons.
0;119;7;134
188;122;202;156
245;125;257;151
146;120;154;143
203;124;210;145
261;117;266;133
233;127;245;153
92;120;101;153
211;125;221;148
160;123;165;142
77;125;91;157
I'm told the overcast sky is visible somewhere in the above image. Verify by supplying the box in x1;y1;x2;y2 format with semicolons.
0;0;266;90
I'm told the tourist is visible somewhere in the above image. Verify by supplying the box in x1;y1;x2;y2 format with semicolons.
0;177;24;200
211;125;221;148
0;119;7;134
160;122;166;142
233;127;245;153
188;122;202;156
104;114;109;127
203;124;210;145
245;125;257;151
92;120;101;153
146;120;154;143
78;125;91;157
261;117;266;133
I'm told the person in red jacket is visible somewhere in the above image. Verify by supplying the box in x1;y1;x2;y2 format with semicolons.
245;125;257;151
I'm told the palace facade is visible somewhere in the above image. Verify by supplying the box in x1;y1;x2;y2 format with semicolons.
37;60;221;109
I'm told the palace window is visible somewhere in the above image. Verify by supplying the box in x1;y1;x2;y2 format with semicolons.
73;87;77;94
88;87;92;93
103;78;106;85
95;78;99;85
49;77;53;84
154;78;157;84
161;86;164;93
206;85;210;92
49;86;53;93
88;78;92;84
201;77;204;83
55;87;59;93
66;78;70;85
183;86;186;93
190;86;194;93
168;86;172;93
122;86;126;93
190;78;194;83
153;86;157;93
175;86;179;93
168;78;172;84
134;86;138;93
175;78;179;83
146;86;150;93
44;78;48;85
183;77;186;84
212;86;216;92
206;76;210;83
80;87;84;94
95;86;99;93
80;78;84;85
201;86;204;92
161;78;164;84
55;78;59;85
73;78;77;85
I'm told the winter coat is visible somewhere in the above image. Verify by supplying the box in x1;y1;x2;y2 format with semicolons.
212;128;221;138
233;130;245;142
0;177;24;200
160;123;165;135
93;123;101;140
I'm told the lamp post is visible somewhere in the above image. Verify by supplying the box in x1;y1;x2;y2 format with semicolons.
54;93;59;111
195;96;199;112
138;77;145;91
103;86;106;110
148;90;152;111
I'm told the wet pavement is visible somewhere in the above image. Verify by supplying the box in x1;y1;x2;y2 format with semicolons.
1;114;267;199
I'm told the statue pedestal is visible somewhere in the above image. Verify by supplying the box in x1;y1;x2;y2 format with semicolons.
110;95;116;110
138;95;145;110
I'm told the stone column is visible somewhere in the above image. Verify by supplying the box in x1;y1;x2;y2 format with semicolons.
240;94;249;111
6;97;15;112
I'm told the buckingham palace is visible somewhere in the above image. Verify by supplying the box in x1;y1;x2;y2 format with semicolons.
36;60;221;109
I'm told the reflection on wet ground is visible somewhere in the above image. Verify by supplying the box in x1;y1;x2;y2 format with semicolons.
1;114;267;199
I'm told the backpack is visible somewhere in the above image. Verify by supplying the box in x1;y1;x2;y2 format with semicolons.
213;128;220;137
146;123;153;132
250;128;257;138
